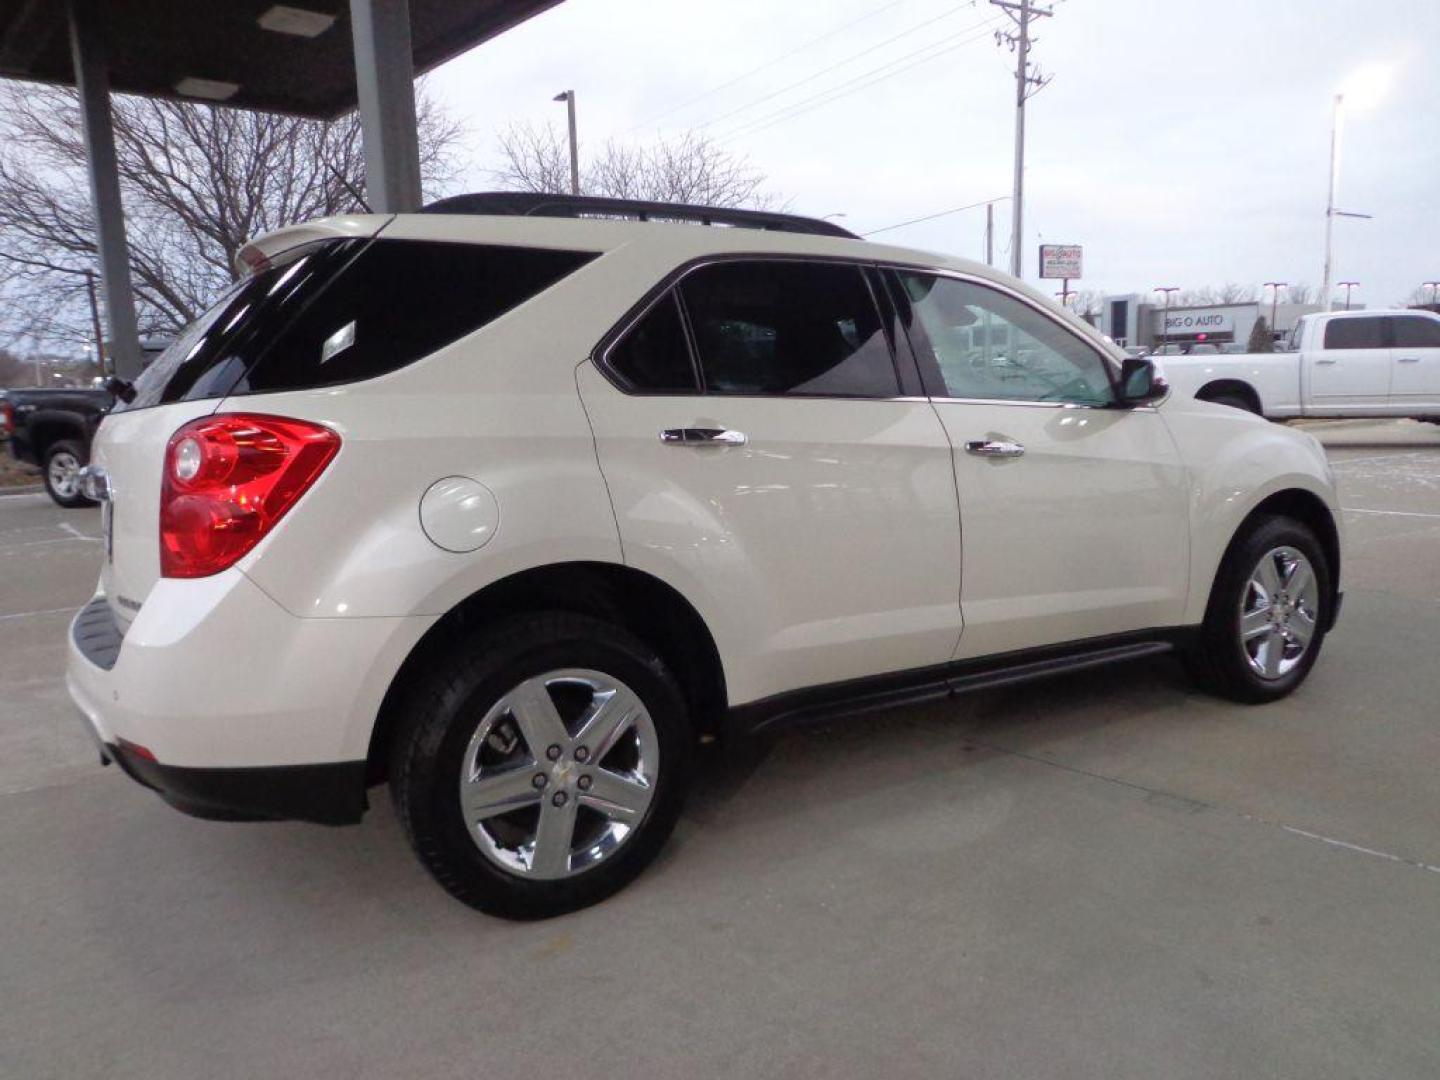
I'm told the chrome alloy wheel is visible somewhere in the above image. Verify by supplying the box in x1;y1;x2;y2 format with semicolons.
458;669;659;880
48;451;81;500
1240;546;1321;681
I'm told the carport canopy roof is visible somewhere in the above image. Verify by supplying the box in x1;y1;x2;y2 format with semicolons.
0;0;561;118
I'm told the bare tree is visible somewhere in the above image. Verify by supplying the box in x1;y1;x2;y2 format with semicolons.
1217;282;1257;304
493;121;781;209
1402;284;1439;308
1068;288;1105;317
1176;286;1218;307
0;83;464;351
1284;283;1314;305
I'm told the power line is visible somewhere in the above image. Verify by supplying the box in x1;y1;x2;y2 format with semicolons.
716;16;1003;144
695;3;982;133
862;196;1010;237
624;0;918;134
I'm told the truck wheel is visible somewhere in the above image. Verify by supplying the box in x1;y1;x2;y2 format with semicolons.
43;440;95;508
1186;515;1330;704
389;612;694;920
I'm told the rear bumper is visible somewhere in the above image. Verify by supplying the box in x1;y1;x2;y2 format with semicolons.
97;735;367;824
66;568;435;825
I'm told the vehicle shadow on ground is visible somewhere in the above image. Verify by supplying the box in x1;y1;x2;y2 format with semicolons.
101;653;1198;937
682;653;1198;831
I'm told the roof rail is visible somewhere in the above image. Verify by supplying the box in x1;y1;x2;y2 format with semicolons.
419;191;860;239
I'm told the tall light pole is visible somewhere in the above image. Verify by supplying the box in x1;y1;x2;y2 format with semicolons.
1338;281;1359;311
1422;281;1440;307
1154;286;1179;351
1264;281;1287;342
553;90;579;196
992;0;1052;280
1322;65;1390;310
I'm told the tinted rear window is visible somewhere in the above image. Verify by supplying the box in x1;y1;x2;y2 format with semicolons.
122;239;595;409
1391;316;1440;348
1323;317;1386;350
679;261;897;398
235;241;595;395
124;240;356;411
607;292;698;393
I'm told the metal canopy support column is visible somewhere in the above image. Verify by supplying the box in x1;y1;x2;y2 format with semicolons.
67;0;141;380
349;0;422;213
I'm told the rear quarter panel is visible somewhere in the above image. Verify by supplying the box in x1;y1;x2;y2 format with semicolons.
227;246;635;620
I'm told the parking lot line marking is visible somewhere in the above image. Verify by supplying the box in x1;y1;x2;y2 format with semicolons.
58;521;97;541
1344;508;1440;520
977;739;1440;880
1275;824;1440;876
0;606;78;622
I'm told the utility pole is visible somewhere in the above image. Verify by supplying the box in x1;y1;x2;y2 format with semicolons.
553;90;580;195
993;0;1052;281
985;201;994;266
1264;281;1286;344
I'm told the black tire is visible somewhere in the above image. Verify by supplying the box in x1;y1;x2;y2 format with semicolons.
389;612;694;919
1186;515;1331;704
1204;393;1259;415
43;439;95;508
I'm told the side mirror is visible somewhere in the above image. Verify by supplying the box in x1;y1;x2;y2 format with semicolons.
1118;356;1167;405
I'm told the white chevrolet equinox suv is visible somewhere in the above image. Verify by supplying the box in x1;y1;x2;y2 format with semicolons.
68;193;1343;919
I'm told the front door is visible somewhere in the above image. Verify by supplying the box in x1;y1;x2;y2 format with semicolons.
888;270;1191;660
578;259;963;706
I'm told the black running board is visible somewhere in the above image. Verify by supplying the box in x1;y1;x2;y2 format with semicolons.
729;630;1192;737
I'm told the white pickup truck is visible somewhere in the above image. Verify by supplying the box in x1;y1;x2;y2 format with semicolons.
1159;309;1440;422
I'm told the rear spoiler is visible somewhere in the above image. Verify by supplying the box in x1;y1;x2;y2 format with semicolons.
234;214;392;277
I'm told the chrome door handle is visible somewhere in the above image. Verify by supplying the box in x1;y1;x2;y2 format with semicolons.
1398;356;1421;363
965;439;1025;458
660;427;748;447
1314;357;1338;365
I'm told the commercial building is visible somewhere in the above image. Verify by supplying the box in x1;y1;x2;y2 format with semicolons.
1098;296;1324;350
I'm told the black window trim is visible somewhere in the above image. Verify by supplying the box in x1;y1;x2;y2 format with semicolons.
594;253;909;401
592;253;1127;407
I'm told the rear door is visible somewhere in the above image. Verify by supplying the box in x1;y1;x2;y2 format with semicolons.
1387;314;1440;412
887;269;1190;659
1306;315;1391;411
579;258;962;705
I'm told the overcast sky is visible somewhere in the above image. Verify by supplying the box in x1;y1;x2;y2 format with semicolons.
428;0;1438;308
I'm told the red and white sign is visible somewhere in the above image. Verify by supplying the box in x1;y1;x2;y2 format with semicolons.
1038;244;1082;280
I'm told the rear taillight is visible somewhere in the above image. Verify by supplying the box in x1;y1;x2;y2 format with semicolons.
160;414;340;578
1;400;13;438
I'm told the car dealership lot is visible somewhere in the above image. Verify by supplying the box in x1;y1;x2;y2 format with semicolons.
2;419;1438;1079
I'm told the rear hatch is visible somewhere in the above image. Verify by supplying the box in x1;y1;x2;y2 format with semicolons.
94;213;600;629
96;218;387;629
